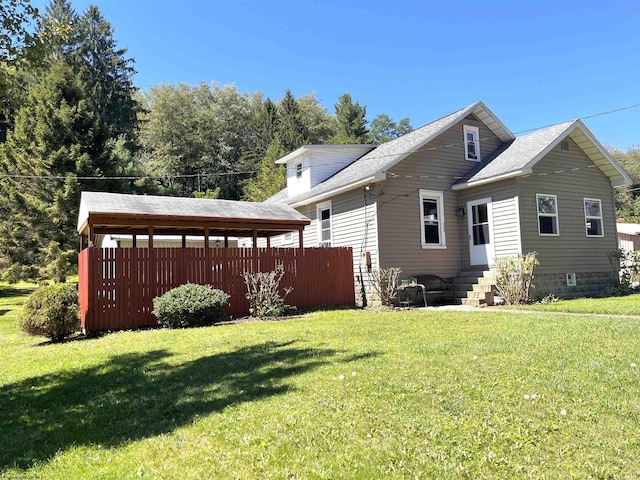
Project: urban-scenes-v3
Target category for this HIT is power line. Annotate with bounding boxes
[0,100,637,182]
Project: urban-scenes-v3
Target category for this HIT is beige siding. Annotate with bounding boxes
[377,115,502,277]
[518,136,618,275]
[458,179,520,267]
[298,189,379,303]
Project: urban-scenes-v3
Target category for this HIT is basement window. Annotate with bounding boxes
[463,125,480,162]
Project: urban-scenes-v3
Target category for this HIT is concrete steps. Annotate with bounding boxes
[453,269,495,307]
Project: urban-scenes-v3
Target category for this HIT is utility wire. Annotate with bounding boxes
[0,100,637,182]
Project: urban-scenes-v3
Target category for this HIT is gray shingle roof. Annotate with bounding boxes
[266,101,515,206]
[453,119,631,189]
[453,121,576,187]
[78,191,308,231]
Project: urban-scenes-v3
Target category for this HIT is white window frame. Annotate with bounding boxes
[295,161,303,179]
[463,125,481,162]
[316,200,332,247]
[536,193,559,236]
[419,189,446,249]
[584,198,604,237]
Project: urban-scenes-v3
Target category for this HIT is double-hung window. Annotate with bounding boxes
[419,189,445,248]
[316,201,332,247]
[537,194,559,235]
[295,162,303,179]
[463,125,480,161]
[584,198,604,237]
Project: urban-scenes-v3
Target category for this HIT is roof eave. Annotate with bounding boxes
[572,120,632,186]
[452,169,528,191]
[290,174,386,208]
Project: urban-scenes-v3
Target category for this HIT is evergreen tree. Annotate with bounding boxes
[242,138,287,202]
[0,60,95,280]
[330,93,369,144]
[277,89,307,152]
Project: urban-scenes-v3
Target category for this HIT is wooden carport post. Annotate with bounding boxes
[252,229,258,273]
[148,226,155,300]
[204,227,212,285]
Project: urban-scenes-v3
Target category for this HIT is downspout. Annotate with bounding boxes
[359,187,369,307]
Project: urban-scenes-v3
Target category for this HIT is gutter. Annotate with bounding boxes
[290,173,386,208]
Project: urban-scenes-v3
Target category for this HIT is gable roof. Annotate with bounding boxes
[452,119,631,190]
[78,191,309,235]
[266,101,515,206]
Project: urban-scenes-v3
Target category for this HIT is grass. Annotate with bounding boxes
[1,285,640,478]
[508,293,640,315]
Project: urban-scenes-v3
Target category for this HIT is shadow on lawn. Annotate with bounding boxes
[0,341,378,471]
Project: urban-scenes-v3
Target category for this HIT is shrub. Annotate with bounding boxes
[19,283,79,341]
[242,264,293,318]
[153,283,229,328]
[493,252,539,305]
[369,267,402,307]
[608,248,640,293]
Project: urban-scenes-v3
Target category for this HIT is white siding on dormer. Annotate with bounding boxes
[287,155,311,196]
[309,153,358,188]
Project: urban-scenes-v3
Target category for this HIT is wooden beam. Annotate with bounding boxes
[252,229,258,272]
[204,227,212,284]
[149,226,155,301]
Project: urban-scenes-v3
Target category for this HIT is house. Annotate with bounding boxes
[265,101,631,304]
[99,234,239,249]
[616,223,640,253]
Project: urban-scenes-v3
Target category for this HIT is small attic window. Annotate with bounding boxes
[295,162,302,179]
[463,125,480,162]
[561,140,570,151]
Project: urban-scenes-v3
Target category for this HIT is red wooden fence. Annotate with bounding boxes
[78,246,355,332]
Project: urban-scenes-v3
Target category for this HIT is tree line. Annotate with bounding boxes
[0,0,413,281]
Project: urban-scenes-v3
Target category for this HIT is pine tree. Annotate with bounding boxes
[278,89,307,152]
[242,138,287,202]
[0,60,95,280]
[330,93,369,144]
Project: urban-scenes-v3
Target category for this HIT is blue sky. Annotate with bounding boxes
[32,0,640,148]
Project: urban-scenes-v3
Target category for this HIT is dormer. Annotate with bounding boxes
[276,144,375,196]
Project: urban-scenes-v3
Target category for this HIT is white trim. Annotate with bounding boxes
[467,197,495,266]
[316,200,333,247]
[419,189,446,248]
[514,193,523,255]
[573,120,632,186]
[451,169,527,191]
[584,197,604,237]
[536,193,559,236]
[290,175,385,208]
[463,125,481,162]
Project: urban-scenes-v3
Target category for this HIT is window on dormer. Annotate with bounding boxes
[463,125,480,162]
[295,162,302,179]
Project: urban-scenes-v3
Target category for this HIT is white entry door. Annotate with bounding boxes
[467,198,495,266]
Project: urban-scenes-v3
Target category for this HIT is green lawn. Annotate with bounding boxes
[2,286,640,479]
[507,293,640,316]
